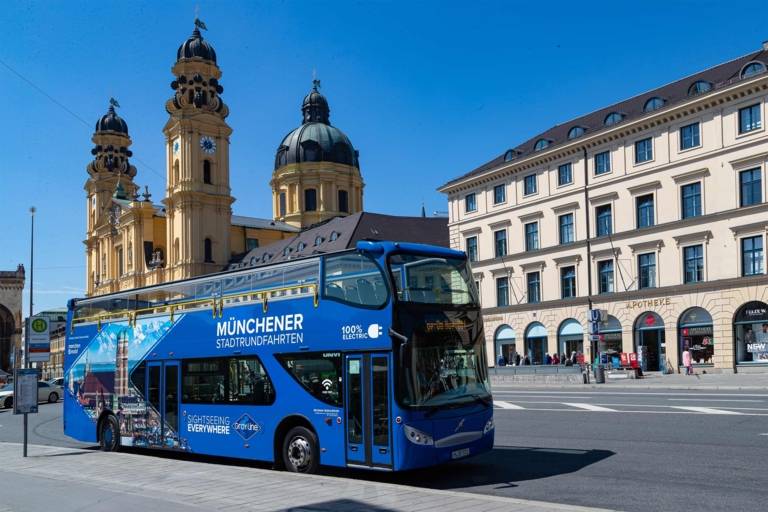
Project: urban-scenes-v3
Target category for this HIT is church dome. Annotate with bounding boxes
[95,104,128,135]
[177,22,217,64]
[274,82,358,170]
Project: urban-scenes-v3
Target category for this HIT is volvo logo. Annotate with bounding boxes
[454,418,465,433]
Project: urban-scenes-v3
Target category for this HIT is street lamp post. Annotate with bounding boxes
[23,206,35,457]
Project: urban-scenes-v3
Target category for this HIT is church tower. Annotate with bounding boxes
[163,20,233,280]
[84,101,139,295]
[272,80,364,228]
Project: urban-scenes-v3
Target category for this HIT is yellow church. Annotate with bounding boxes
[85,21,364,297]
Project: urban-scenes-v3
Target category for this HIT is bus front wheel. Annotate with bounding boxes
[282,426,319,474]
[99,415,120,452]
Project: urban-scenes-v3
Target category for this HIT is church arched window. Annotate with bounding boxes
[204,238,213,263]
[173,160,180,184]
[203,159,212,184]
[338,190,349,213]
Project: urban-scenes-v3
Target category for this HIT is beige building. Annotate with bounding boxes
[0,265,24,373]
[86,21,362,297]
[440,43,768,374]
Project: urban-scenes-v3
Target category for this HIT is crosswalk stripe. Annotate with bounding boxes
[670,406,743,415]
[563,402,617,412]
[493,400,525,410]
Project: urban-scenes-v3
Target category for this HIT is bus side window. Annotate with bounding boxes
[277,352,342,407]
[322,252,388,308]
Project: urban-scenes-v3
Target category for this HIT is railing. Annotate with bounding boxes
[72,282,319,331]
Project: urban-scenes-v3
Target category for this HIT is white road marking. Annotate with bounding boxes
[491,389,768,397]
[493,400,525,410]
[760,433,768,436]
[667,398,763,402]
[670,406,744,415]
[563,402,617,412]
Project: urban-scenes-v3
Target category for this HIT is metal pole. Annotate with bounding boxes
[24,206,35,457]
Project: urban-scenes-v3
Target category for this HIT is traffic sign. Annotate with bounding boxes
[28,315,50,363]
[13,369,39,415]
[588,321,601,335]
[588,309,601,323]
[589,334,602,342]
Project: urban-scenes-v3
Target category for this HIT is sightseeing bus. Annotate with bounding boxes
[63,240,493,473]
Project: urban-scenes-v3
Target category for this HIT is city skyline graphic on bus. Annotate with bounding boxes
[68,316,185,450]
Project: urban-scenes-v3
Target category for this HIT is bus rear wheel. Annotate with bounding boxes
[99,415,120,452]
[282,426,319,474]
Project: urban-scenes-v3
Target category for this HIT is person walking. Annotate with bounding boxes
[682,347,693,375]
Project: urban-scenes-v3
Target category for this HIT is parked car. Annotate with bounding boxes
[0,381,62,409]
[47,377,64,388]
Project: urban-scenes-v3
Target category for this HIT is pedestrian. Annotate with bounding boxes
[552,353,560,365]
[497,353,507,367]
[682,347,693,375]
[545,353,552,365]
[514,352,521,366]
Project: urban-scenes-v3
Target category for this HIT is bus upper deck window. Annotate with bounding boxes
[323,252,388,308]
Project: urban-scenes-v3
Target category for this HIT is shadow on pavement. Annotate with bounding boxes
[285,499,398,512]
[336,445,615,490]
[120,444,613,492]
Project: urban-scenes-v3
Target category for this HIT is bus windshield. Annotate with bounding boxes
[407,325,490,407]
[388,254,478,306]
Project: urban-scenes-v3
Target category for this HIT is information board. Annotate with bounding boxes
[13,369,39,414]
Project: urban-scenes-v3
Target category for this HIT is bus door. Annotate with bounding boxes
[344,353,392,468]
[146,361,180,447]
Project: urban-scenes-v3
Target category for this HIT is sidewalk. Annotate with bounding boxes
[493,371,768,391]
[0,443,613,512]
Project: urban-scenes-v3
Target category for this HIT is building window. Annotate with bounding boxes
[604,112,624,126]
[739,103,762,134]
[493,184,506,204]
[246,238,259,251]
[279,192,287,217]
[559,213,574,245]
[534,139,550,151]
[683,245,704,284]
[741,61,766,79]
[494,229,507,258]
[465,193,477,212]
[688,80,712,96]
[596,204,612,237]
[741,236,764,276]
[643,97,665,112]
[117,247,124,276]
[561,266,576,299]
[204,238,213,263]
[740,168,762,207]
[523,174,537,196]
[496,277,509,307]
[567,126,585,139]
[681,182,702,219]
[680,122,700,150]
[524,222,539,251]
[594,151,611,175]
[598,260,614,294]
[527,272,541,303]
[504,149,517,162]
[338,190,349,213]
[635,137,653,164]
[558,163,572,186]
[203,160,212,184]
[466,236,478,262]
[638,253,656,289]
[636,194,655,228]
[304,189,317,211]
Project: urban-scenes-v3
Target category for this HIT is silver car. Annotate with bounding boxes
[0,381,63,409]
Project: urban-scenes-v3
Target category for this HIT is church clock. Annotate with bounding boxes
[200,135,217,154]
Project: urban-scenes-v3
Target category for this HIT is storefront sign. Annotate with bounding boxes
[624,297,671,310]
[735,301,768,323]
[682,326,712,336]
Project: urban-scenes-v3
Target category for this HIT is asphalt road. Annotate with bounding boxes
[2,388,766,512]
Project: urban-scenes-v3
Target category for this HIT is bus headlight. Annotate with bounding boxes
[483,418,494,435]
[403,424,434,446]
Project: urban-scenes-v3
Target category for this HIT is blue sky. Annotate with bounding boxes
[3,0,768,313]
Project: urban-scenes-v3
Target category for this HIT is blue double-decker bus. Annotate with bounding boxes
[63,241,493,472]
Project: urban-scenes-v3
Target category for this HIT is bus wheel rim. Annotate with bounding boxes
[288,436,311,469]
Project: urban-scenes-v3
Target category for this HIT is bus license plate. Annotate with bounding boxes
[451,448,470,459]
